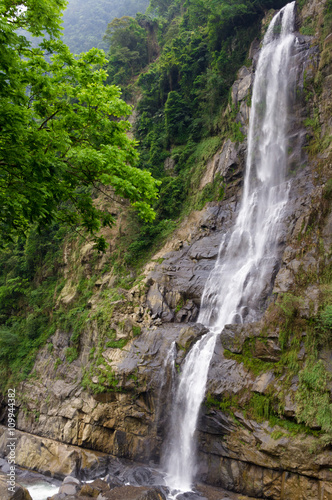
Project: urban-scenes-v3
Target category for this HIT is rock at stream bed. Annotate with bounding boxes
[58,475,81,495]
[49,474,167,500]
[0,471,32,500]
[96,485,167,500]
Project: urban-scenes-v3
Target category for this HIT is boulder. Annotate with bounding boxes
[59,476,81,495]
[215,140,242,180]
[220,322,262,353]
[63,477,81,485]
[231,67,253,106]
[96,486,166,500]
[146,283,174,322]
[237,74,252,102]
[253,339,281,362]
[272,268,293,293]
[103,475,124,490]
[237,101,250,132]
[79,478,110,497]
[0,472,32,500]
[59,482,79,496]
[117,466,165,487]
[175,299,199,323]
[176,324,209,353]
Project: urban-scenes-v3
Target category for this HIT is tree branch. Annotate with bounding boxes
[38,110,59,130]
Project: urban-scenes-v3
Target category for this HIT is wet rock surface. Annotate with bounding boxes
[0,4,332,500]
[0,471,32,500]
[1,456,259,500]
[95,485,166,500]
[4,138,331,499]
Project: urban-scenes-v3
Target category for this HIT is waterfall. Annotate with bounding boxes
[163,2,296,494]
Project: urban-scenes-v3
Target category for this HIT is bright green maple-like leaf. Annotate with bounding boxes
[0,0,160,245]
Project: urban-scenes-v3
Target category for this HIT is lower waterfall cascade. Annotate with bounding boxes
[162,1,298,495]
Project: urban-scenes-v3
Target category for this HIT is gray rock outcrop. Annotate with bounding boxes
[0,3,332,500]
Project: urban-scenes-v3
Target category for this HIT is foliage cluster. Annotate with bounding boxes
[296,357,332,433]
[294,298,332,437]
[0,223,67,390]
[101,0,290,266]
[82,359,122,394]
[0,215,145,391]
[0,0,160,252]
[81,303,133,394]
[224,345,275,376]
[205,391,316,437]
[322,0,332,40]
[104,16,153,90]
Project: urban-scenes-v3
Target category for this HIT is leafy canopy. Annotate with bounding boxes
[0,0,159,249]
[104,16,149,87]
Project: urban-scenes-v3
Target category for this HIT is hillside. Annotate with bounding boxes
[0,0,332,498]
[62,0,149,53]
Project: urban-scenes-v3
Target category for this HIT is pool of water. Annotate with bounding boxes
[23,482,59,500]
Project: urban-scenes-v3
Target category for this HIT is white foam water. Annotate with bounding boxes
[163,2,296,495]
[24,482,59,500]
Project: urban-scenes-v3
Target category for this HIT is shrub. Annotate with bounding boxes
[296,358,332,433]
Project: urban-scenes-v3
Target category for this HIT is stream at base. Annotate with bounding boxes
[23,482,59,500]
[17,467,254,500]
[12,464,249,500]
[6,467,61,500]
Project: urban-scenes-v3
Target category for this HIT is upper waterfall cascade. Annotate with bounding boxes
[162,2,297,494]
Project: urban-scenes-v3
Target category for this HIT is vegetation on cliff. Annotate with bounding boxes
[0,0,159,248]
[103,0,291,266]
[0,0,289,390]
[0,0,331,466]
[0,0,159,387]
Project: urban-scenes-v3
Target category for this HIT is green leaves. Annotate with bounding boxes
[165,91,191,143]
[0,0,67,37]
[321,306,332,329]
[105,16,149,86]
[296,358,332,433]
[0,5,159,244]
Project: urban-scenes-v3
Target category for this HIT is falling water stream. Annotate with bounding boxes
[163,2,297,495]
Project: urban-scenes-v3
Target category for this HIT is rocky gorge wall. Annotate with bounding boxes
[0,1,332,499]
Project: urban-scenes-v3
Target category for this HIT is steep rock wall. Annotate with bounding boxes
[0,2,331,499]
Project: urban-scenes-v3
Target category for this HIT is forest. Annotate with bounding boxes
[61,0,149,53]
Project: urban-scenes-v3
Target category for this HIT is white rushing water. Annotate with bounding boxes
[163,2,296,494]
[24,482,59,500]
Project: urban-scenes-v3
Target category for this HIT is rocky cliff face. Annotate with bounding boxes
[1,1,331,499]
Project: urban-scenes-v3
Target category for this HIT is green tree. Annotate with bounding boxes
[165,91,191,143]
[0,0,159,249]
[148,0,183,18]
[104,16,149,85]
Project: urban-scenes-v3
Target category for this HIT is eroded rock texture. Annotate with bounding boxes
[0,1,332,499]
